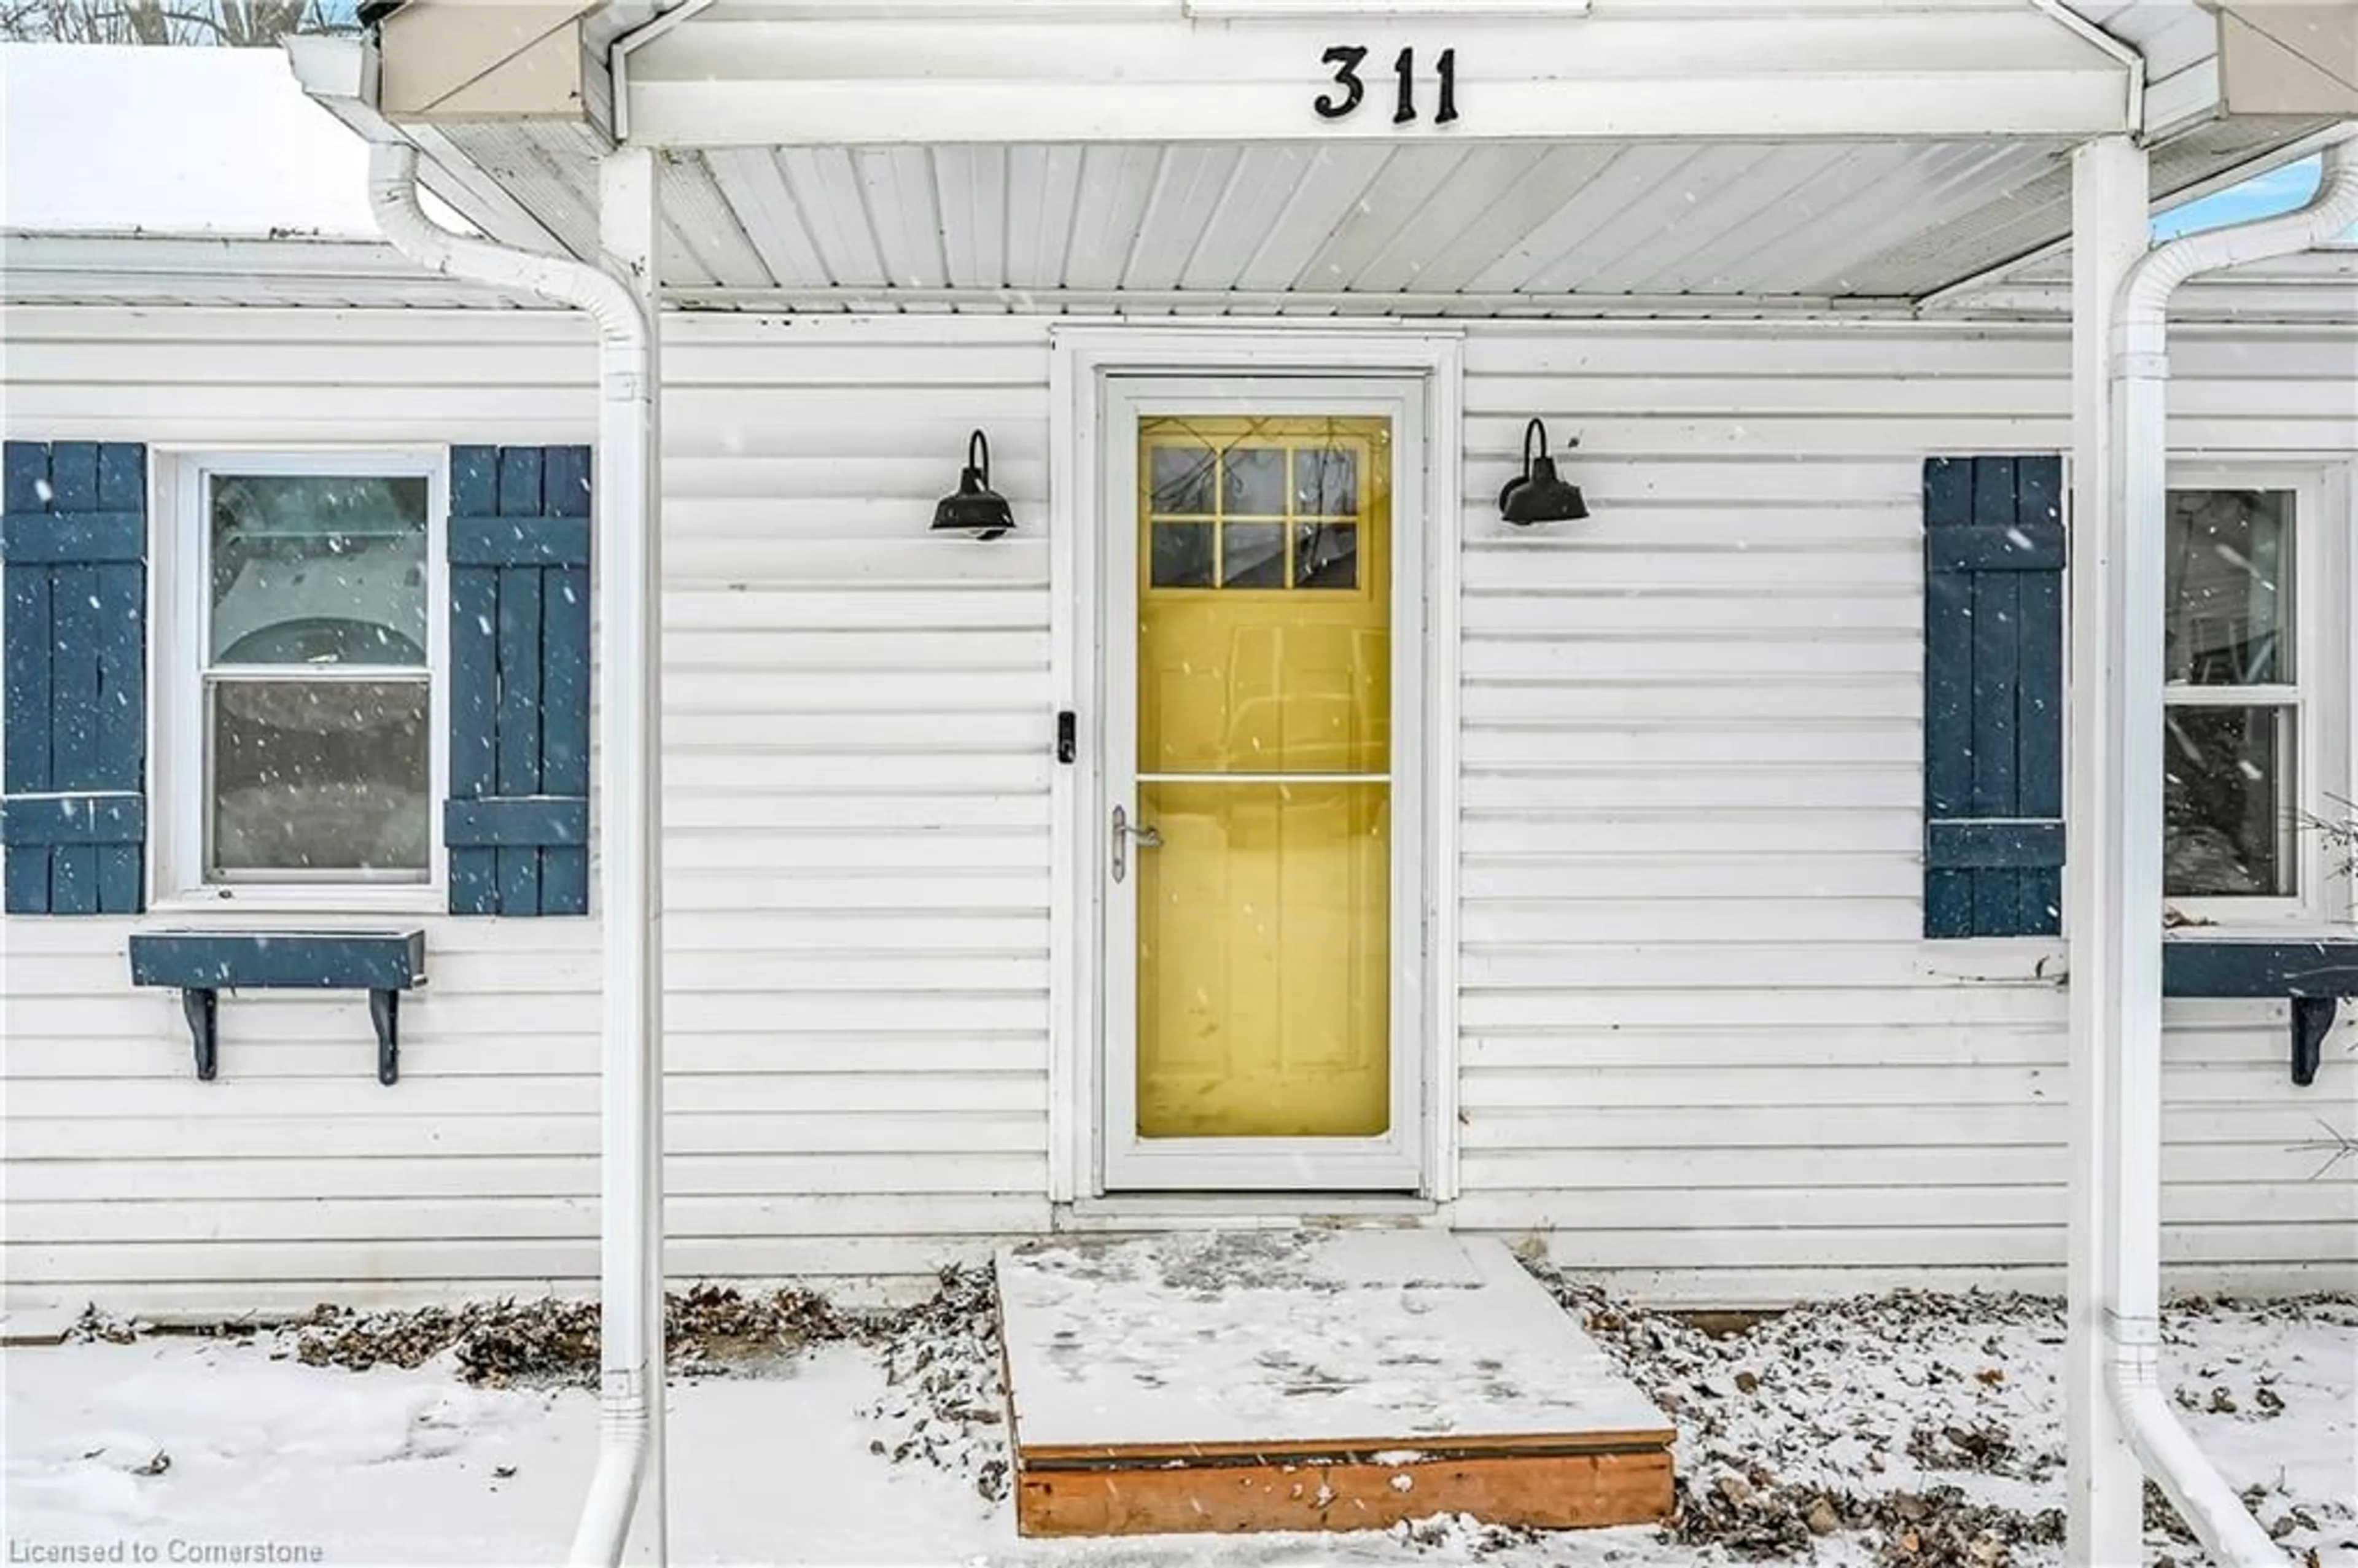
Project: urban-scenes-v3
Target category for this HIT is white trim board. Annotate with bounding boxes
[1046,325,1464,1203]
[623,10,2134,146]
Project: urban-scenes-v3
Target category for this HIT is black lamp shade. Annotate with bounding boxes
[934,430,1015,540]
[1498,419,1588,525]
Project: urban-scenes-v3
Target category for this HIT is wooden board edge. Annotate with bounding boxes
[1018,1426,1678,1466]
[990,1258,1030,1457]
[1015,1446,1675,1538]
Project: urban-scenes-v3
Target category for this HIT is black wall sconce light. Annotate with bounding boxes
[1498,418,1589,526]
[933,429,1016,540]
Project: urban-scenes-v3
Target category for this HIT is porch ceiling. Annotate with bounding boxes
[681,138,2088,303]
[364,0,2344,312]
[426,117,2340,311]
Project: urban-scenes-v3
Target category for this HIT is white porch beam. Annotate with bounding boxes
[2063,130,2149,1568]
[2069,121,2358,1568]
[620,12,2134,146]
[2098,131,2358,1568]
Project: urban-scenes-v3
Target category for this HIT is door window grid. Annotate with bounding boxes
[1145,427,1369,594]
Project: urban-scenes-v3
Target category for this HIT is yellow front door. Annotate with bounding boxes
[1132,415,1393,1140]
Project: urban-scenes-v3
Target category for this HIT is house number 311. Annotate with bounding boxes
[1315,45,1460,126]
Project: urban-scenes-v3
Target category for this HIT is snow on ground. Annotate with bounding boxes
[4,1276,2351,1568]
[997,1232,1667,1450]
[1527,1276,2357,1567]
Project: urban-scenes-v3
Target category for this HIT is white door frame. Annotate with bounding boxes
[1046,326,1465,1201]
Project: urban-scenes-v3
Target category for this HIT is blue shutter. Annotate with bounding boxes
[1,442,147,915]
[446,445,591,916]
[1923,456,2064,939]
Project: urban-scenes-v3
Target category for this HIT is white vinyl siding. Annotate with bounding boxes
[1450,320,2357,1302]
[0,309,1054,1313]
[1,305,2351,1313]
[656,312,1058,1272]
[3,311,604,1311]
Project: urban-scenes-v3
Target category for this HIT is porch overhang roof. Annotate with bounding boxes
[307,3,2346,312]
[391,120,2344,313]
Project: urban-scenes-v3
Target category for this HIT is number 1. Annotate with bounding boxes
[1393,47,1416,124]
[1436,47,1458,125]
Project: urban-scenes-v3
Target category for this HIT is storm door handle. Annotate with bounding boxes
[1111,804,1162,883]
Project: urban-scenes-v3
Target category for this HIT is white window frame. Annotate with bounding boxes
[2163,462,2352,928]
[150,449,449,914]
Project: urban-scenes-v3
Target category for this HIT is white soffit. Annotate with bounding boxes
[421,127,2103,305]
[669,138,2076,300]
[426,113,2349,308]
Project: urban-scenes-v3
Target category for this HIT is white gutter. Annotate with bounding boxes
[2025,0,2147,134]
[287,36,667,1568]
[370,139,666,1568]
[2103,128,2358,1568]
[605,0,718,144]
[375,138,666,1568]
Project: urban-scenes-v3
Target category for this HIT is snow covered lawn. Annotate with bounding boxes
[5,1275,2351,1568]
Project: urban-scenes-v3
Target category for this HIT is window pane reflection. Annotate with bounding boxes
[1222,524,1286,589]
[2166,491,2292,687]
[1151,446,1215,516]
[1151,522,1214,588]
[2164,704,2294,896]
[209,680,430,877]
[210,475,429,667]
[1294,448,1358,516]
[1294,524,1357,589]
[1224,448,1285,516]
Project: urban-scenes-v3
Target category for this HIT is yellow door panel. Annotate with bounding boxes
[1137,782,1390,1137]
[1134,416,1392,1141]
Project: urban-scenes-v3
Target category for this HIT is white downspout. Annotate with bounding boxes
[364,141,666,1568]
[2104,130,2358,1568]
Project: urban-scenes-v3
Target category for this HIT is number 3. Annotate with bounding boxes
[1315,45,1368,120]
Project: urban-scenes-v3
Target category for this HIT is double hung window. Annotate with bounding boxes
[2162,475,2346,919]
[162,454,444,903]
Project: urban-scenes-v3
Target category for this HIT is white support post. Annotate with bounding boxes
[599,144,668,1568]
[2065,131,2149,1568]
